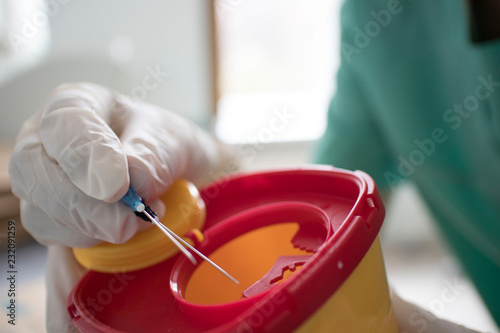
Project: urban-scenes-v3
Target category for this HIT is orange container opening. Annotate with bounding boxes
[184,222,315,304]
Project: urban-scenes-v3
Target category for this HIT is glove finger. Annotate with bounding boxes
[20,200,101,247]
[9,132,142,246]
[148,198,166,220]
[391,290,482,333]
[118,98,228,202]
[39,83,129,202]
[119,101,193,201]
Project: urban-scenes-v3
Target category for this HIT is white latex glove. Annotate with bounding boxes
[8,82,236,332]
[392,290,485,333]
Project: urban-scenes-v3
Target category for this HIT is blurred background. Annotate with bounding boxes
[0,0,498,332]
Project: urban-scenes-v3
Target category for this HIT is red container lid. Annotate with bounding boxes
[67,166,385,332]
[170,201,333,329]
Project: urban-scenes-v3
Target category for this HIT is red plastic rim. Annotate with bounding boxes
[170,202,332,329]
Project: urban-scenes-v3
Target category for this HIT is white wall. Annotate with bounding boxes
[0,0,214,139]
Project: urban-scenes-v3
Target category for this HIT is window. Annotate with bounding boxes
[214,0,341,144]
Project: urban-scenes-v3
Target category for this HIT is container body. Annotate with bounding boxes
[296,236,397,333]
[67,167,398,332]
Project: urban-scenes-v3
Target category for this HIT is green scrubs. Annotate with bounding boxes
[314,0,500,325]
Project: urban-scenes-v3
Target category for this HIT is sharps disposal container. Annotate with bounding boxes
[68,166,398,332]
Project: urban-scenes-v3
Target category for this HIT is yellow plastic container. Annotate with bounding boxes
[68,167,398,333]
[72,179,206,272]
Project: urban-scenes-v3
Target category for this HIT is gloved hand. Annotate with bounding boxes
[391,289,485,333]
[8,82,236,332]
